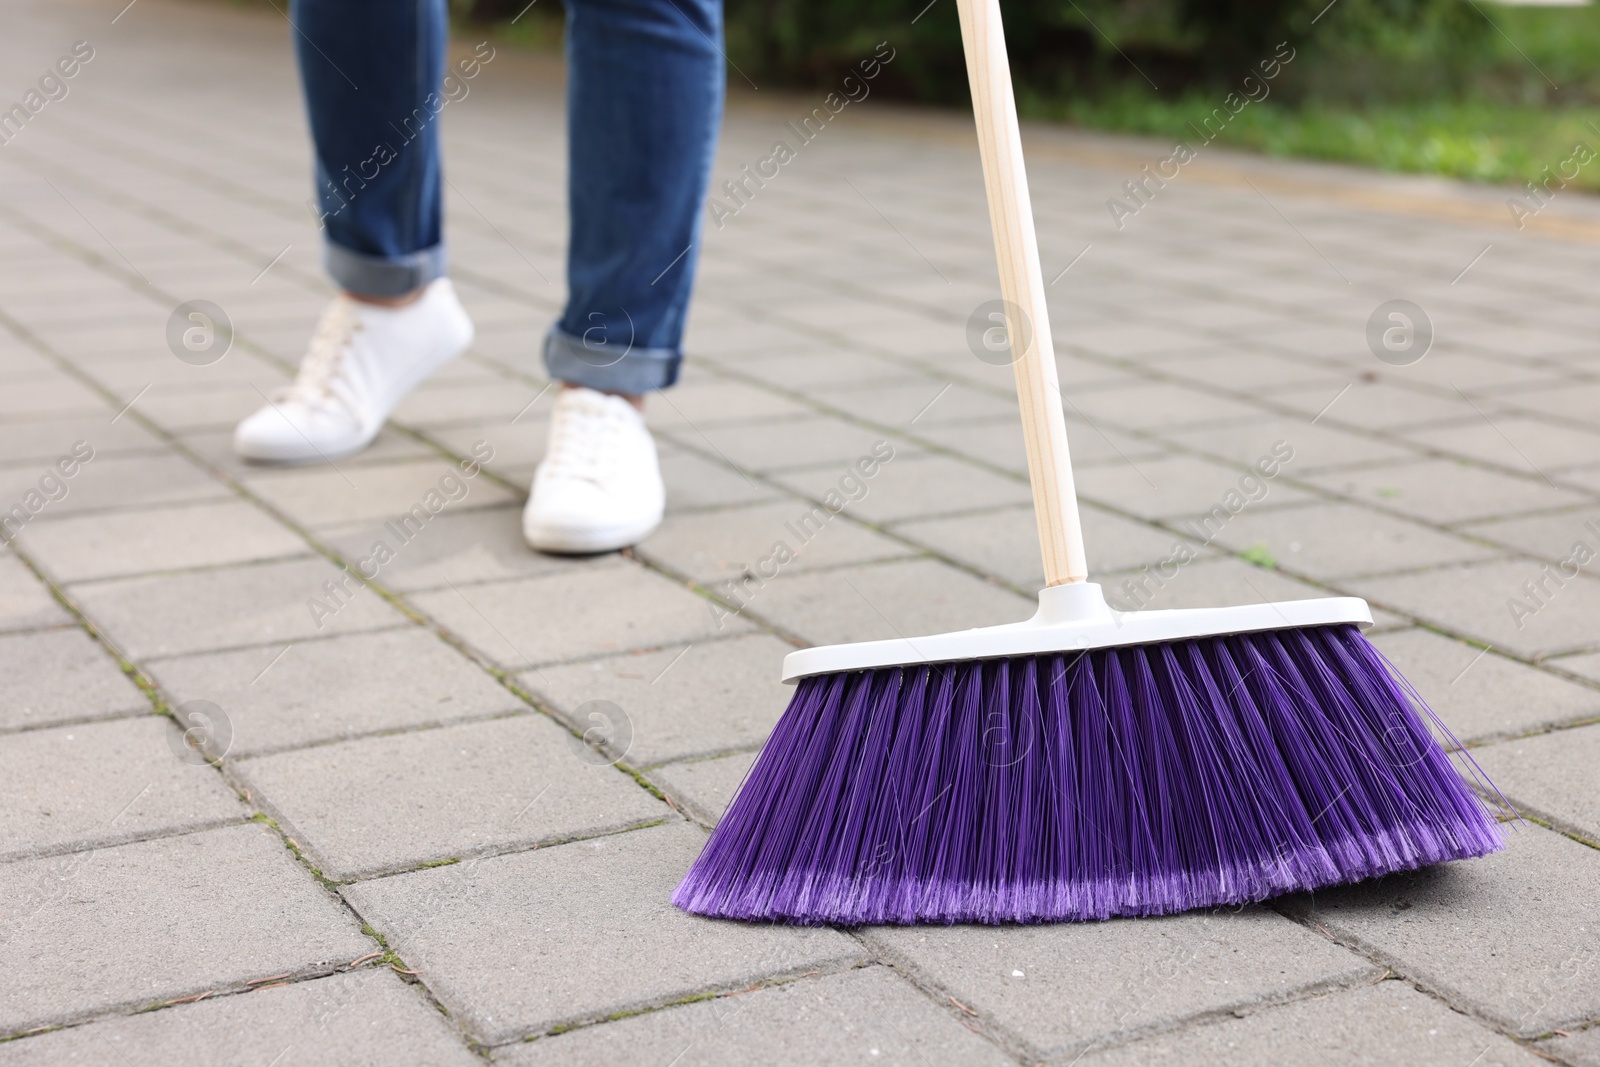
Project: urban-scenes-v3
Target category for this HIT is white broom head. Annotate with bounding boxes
[782,583,1373,683]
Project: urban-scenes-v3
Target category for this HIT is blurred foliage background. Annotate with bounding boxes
[453,0,1600,192]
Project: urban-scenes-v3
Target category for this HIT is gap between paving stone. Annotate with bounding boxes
[26,201,1592,775]
[1072,976,1551,1067]
[1278,818,1600,1024]
[687,345,1597,634]
[137,622,417,667]
[0,821,378,1039]
[862,914,1381,1064]
[0,267,852,726]
[1054,974,1417,1066]
[9,132,1574,698]
[0,325,594,1055]
[46,550,323,590]
[0,966,482,1067]
[339,822,869,1047]
[493,962,1016,1066]
[1056,340,1599,500]
[0,539,162,711]
[223,714,674,882]
[6,22,1593,1062]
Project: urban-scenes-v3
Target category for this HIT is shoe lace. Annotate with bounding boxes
[277,296,360,409]
[542,392,628,486]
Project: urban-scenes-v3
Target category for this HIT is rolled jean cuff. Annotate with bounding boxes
[324,240,447,298]
[543,326,682,394]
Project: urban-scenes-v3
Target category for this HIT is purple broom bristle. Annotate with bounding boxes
[672,624,1505,925]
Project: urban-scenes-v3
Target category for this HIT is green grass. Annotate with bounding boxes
[1015,1,1600,194]
[1034,92,1600,193]
[1237,543,1280,570]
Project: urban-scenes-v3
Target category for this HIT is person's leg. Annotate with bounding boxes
[299,0,447,298]
[524,0,724,553]
[234,0,473,463]
[544,0,725,397]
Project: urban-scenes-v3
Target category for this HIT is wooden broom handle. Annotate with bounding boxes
[956,0,1088,586]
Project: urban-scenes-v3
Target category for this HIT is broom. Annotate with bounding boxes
[672,0,1504,924]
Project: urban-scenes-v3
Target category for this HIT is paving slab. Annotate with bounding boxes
[0,967,480,1067]
[65,346,296,392]
[130,381,284,432]
[0,822,372,1036]
[0,627,146,730]
[1304,458,1592,526]
[1281,823,1599,1038]
[426,418,552,482]
[1548,1024,1600,1067]
[639,500,916,585]
[1098,553,1336,615]
[644,377,816,429]
[1566,466,1600,497]
[894,503,1211,591]
[0,716,242,861]
[393,380,545,426]
[182,425,437,480]
[0,416,163,464]
[671,416,906,474]
[411,561,749,669]
[69,557,409,660]
[342,821,866,1045]
[1471,725,1600,843]
[0,553,71,632]
[1552,650,1600,686]
[230,714,666,881]
[805,379,1017,429]
[1204,501,1500,581]
[710,348,915,390]
[147,627,522,758]
[1072,451,1316,521]
[657,443,782,514]
[1345,559,1600,660]
[241,458,517,530]
[1067,380,1267,431]
[687,331,842,371]
[863,907,1373,1062]
[1274,380,1484,432]
[522,633,793,767]
[1466,506,1600,562]
[0,347,57,378]
[917,416,1166,475]
[498,965,1014,1067]
[1410,416,1600,475]
[1160,349,1347,393]
[746,557,1031,647]
[1164,418,1418,474]
[646,752,758,827]
[0,452,227,519]
[0,375,106,419]
[16,500,309,583]
[1078,979,1546,1067]
[1504,381,1600,424]
[769,452,1033,525]
[1370,629,1600,743]
[1063,322,1217,359]
[321,506,586,592]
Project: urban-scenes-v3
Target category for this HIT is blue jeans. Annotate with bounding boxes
[292,0,724,393]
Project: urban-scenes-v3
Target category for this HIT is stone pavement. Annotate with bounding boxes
[2,0,1599,1062]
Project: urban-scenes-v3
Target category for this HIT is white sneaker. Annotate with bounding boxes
[233,278,473,463]
[523,386,665,554]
